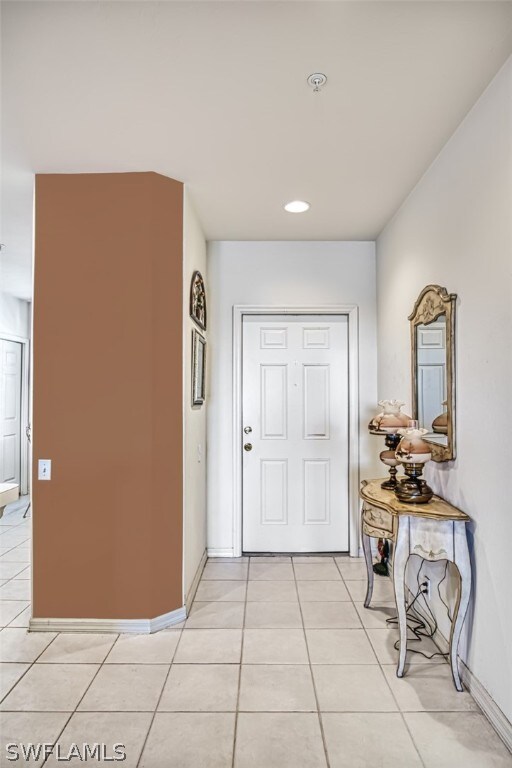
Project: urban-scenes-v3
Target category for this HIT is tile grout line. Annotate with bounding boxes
[0,565,31,596]
[231,557,249,768]
[134,628,184,768]
[334,557,428,768]
[0,620,61,705]
[1,626,80,768]
[0,706,488,714]
[0,536,31,613]
[291,557,332,768]
[0,536,31,550]
[39,634,124,768]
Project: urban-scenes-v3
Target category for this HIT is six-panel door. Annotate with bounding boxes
[242,315,349,552]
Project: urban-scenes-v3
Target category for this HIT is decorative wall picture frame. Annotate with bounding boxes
[190,270,207,331]
[192,329,206,406]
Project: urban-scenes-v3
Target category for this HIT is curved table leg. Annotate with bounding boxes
[393,516,410,678]
[450,521,472,692]
[362,514,374,608]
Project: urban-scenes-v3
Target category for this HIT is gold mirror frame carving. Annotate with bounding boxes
[410,284,457,462]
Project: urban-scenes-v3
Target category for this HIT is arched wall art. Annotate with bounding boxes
[190,270,207,331]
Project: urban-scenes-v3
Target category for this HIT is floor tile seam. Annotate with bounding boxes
[0,525,29,536]
[0,565,30,584]
[235,707,395,713]
[30,660,183,666]
[101,631,135,664]
[3,706,476,714]
[291,557,331,768]
[0,520,28,533]
[0,625,61,705]
[231,574,248,768]
[3,609,31,629]
[338,556,428,768]
[151,707,241,713]
[0,596,32,602]
[39,634,105,768]
[0,538,31,548]
[239,661,381,666]
[133,631,182,768]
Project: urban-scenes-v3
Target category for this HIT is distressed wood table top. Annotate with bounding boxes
[361,479,470,522]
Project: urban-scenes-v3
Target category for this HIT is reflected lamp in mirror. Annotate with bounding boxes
[369,400,411,490]
[410,285,457,462]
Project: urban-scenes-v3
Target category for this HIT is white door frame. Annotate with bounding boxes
[233,305,360,558]
[0,333,31,495]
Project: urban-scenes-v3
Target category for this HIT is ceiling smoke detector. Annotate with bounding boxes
[307,73,327,92]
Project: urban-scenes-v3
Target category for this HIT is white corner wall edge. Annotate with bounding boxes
[29,606,187,634]
[185,548,207,612]
[410,600,512,752]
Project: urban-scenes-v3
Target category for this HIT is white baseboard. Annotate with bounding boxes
[433,626,512,753]
[207,548,234,557]
[407,600,512,753]
[458,658,512,752]
[29,605,187,634]
[185,549,207,612]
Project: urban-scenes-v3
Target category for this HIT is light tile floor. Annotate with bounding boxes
[0,499,511,767]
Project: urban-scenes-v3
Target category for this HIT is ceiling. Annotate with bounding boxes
[2,1,512,300]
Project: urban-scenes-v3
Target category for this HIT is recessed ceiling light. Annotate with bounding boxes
[284,200,310,213]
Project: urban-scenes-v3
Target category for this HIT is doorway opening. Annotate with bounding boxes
[233,305,360,558]
[0,335,30,495]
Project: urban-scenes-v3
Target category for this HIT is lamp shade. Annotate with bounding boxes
[395,427,432,464]
[371,400,411,433]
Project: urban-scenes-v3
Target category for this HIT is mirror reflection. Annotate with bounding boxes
[410,285,456,461]
[416,315,448,446]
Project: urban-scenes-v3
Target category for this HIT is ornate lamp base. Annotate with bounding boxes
[380,433,401,490]
[394,463,433,504]
[381,465,398,490]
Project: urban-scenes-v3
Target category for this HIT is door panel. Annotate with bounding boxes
[304,459,330,524]
[417,320,447,432]
[0,340,22,484]
[261,365,288,439]
[261,460,288,525]
[303,365,330,438]
[242,315,349,553]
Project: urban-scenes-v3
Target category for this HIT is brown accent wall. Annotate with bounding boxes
[33,172,183,619]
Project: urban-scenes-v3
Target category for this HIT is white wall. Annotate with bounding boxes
[183,191,207,603]
[0,292,31,339]
[377,57,512,721]
[207,240,379,555]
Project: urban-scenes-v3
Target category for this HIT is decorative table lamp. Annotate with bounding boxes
[432,400,448,434]
[369,400,411,489]
[394,426,433,503]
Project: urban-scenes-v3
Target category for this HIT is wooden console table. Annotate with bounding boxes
[360,479,471,691]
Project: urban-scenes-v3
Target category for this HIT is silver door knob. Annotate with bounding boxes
[244,443,253,452]
[244,426,252,434]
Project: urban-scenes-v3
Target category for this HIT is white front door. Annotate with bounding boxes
[0,340,23,484]
[242,315,349,553]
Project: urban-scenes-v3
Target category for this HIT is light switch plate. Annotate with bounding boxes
[38,459,52,481]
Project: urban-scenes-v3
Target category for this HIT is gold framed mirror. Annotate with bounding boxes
[410,285,457,462]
